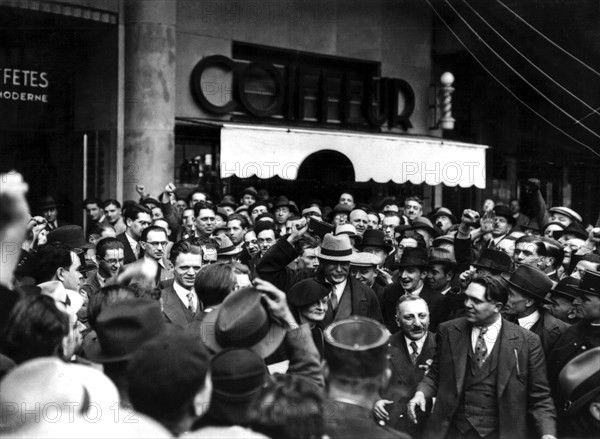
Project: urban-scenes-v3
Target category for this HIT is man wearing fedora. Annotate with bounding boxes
[273,195,294,236]
[357,229,395,272]
[350,252,385,303]
[256,220,383,327]
[434,207,457,234]
[382,247,434,334]
[38,195,69,231]
[324,317,410,439]
[374,295,436,438]
[547,277,580,324]
[409,275,557,439]
[548,270,600,398]
[503,265,570,356]
[425,247,458,332]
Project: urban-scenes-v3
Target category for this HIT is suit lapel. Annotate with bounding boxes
[162,286,190,325]
[450,320,469,394]
[389,333,411,381]
[497,320,519,397]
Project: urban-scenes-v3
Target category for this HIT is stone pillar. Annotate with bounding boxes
[123,0,176,201]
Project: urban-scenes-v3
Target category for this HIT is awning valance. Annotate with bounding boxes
[220,124,488,188]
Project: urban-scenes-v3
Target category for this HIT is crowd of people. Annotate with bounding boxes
[0,173,599,439]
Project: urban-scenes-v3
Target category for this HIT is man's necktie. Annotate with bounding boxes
[410,341,419,365]
[187,291,196,314]
[329,292,339,312]
[474,326,488,367]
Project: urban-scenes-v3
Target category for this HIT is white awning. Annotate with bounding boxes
[220,124,488,188]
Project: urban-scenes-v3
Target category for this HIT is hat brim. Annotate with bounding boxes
[572,286,600,298]
[84,339,134,364]
[314,247,356,263]
[356,243,393,254]
[200,307,286,359]
[500,273,553,304]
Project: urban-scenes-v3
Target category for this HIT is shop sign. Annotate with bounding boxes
[191,55,415,130]
[0,67,50,103]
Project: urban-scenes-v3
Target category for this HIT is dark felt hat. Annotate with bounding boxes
[432,235,455,247]
[574,270,600,297]
[433,207,457,224]
[493,205,516,225]
[38,195,58,210]
[86,300,167,363]
[248,201,269,215]
[428,247,456,266]
[47,225,94,252]
[127,328,210,419]
[559,347,600,414]
[554,221,589,241]
[240,187,258,198]
[501,265,553,304]
[324,316,390,378]
[140,197,161,209]
[410,217,440,237]
[215,207,229,221]
[473,248,512,274]
[398,247,429,269]
[219,195,237,209]
[332,203,352,215]
[207,348,267,425]
[200,287,286,358]
[355,229,392,253]
[273,195,293,210]
[550,276,580,301]
[212,235,242,256]
[288,278,331,308]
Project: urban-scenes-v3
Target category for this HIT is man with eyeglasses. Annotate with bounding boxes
[161,240,204,328]
[81,237,125,298]
[140,225,174,285]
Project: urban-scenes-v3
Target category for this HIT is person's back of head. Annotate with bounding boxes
[34,242,74,284]
[128,328,211,436]
[194,263,237,308]
[0,295,69,364]
[247,374,324,439]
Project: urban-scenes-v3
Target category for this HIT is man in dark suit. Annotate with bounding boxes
[256,218,382,326]
[160,241,203,328]
[502,265,570,357]
[374,295,436,437]
[408,275,557,439]
[115,203,151,265]
[547,270,600,404]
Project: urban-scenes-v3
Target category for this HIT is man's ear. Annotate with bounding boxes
[126,217,133,228]
[56,267,66,282]
[139,241,147,251]
[420,270,428,280]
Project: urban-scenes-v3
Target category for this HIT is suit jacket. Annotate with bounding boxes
[116,232,140,265]
[547,321,600,402]
[381,331,436,435]
[529,309,570,357]
[257,238,383,324]
[417,317,556,439]
[161,284,204,328]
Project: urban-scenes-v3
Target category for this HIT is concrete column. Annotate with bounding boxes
[123,0,176,201]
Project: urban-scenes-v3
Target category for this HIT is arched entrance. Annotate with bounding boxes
[296,150,355,205]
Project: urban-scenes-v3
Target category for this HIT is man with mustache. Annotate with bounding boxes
[374,295,435,438]
[382,247,434,334]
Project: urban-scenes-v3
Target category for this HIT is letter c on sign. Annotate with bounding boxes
[191,55,237,114]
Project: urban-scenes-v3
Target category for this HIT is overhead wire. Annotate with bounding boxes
[460,0,600,119]
[422,0,600,158]
[493,0,600,78]
[442,0,600,143]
